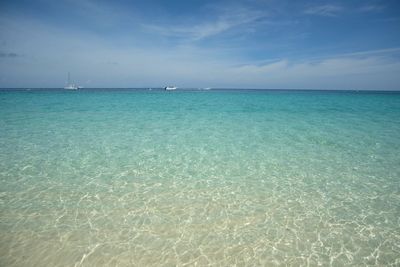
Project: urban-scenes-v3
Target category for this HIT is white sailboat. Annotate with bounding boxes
[64,72,78,90]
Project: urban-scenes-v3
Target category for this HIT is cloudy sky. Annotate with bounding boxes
[0,0,399,89]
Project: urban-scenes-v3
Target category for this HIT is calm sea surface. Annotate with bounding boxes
[1,89,399,266]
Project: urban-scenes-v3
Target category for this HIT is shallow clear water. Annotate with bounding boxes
[0,89,399,266]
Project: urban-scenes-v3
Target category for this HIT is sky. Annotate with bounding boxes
[0,0,400,90]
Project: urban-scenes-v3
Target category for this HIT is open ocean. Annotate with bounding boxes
[0,89,399,266]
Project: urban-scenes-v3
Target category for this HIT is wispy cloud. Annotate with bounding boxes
[227,59,399,90]
[305,3,385,17]
[142,6,265,41]
[304,4,343,17]
[359,5,385,13]
[332,47,400,58]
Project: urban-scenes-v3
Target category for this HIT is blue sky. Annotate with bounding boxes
[0,0,400,89]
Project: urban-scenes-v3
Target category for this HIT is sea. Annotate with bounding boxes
[0,89,399,266]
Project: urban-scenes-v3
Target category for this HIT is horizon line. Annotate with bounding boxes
[0,87,399,92]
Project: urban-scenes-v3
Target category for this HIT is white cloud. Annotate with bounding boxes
[304,5,343,17]
[142,6,265,41]
[359,5,385,13]
[225,54,400,90]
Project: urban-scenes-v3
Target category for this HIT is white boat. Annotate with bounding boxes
[164,86,177,91]
[64,84,78,90]
[64,72,78,90]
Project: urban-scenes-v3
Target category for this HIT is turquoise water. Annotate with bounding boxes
[0,89,399,266]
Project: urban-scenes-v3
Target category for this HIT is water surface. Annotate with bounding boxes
[1,89,399,266]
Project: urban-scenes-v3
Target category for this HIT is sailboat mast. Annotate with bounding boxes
[64,72,78,90]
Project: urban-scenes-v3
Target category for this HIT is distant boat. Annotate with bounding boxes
[64,72,78,90]
[164,86,177,91]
